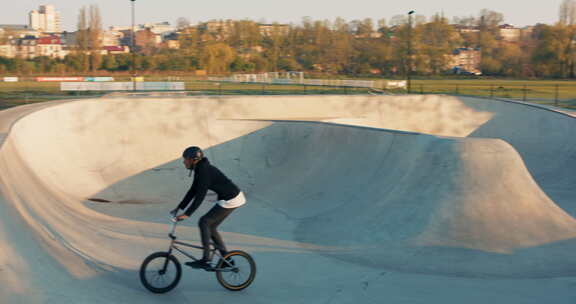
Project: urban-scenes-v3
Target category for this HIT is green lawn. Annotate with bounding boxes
[411,79,576,108]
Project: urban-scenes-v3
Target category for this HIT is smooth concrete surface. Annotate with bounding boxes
[1,95,576,303]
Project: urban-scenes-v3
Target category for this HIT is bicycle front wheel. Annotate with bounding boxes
[215,250,256,291]
[139,251,182,293]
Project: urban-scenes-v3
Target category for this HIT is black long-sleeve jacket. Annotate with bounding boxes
[178,158,240,216]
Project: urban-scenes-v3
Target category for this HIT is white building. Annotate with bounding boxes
[29,5,61,33]
[143,22,176,35]
[499,24,521,42]
[102,30,124,46]
[0,44,17,58]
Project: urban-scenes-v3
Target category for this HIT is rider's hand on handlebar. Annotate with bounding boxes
[175,214,189,222]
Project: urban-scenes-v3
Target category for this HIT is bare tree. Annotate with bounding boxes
[76,5,103,72]
[479,9,504,29]
[76,7,90,72]
[89,5,103,71]
[453,16,477,27]
[176,17,191,29]
[77,7,89,51]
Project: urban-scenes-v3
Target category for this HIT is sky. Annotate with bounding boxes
[2,0,565,31]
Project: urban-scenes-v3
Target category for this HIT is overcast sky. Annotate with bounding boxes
[2,0,564,31]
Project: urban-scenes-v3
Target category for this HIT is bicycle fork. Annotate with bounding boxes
[160,226,178,274]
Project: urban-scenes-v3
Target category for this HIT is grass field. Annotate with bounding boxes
[412,79,576,105]
[0,78,575,111]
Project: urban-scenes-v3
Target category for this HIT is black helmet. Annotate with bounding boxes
[182,146,204,160]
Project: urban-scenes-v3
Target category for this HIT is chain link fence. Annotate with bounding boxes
[1,77,575,111]
[411,82,576,109]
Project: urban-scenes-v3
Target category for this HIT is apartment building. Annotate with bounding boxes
[200,20,234,35]
[29,5,61,33]
[258,24,290,37]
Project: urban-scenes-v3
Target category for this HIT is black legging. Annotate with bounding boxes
[198,205,235,260]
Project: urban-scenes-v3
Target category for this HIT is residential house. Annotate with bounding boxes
[161,32,180,49]
[163,39,181,49]
[102,45,129,55]
[449,48,482,75]
[102,30,124,46]
[454,25,480,34]
[0,44,16,58]
[142,22,176,36]
[499,24,521,42]
[0,24,39,38]
[36,36,67,58]
[15,36,38,59]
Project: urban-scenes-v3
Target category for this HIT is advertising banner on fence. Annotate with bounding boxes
[84,77,114,82]
[37,77,84,82]
[385,81,407,89]
[61,82,185,91]
[3,77,18,82]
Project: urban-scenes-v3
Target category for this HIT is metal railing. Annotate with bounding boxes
[1,79,575,111]
[409,83,576,109]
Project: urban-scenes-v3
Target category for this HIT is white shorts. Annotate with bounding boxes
[217,191,246,209]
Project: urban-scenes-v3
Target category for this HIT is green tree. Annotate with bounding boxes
[261,24,287,71]
[201,43,236,74]
[230,56,256,72]
[179,27,201,56]
[101,55,118,71]
[497,43,526,76]
[532,24,576,78]
[419,14,461,75]
[475,10,503,75]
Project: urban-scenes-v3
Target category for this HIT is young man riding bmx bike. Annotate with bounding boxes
[171,146,246,270]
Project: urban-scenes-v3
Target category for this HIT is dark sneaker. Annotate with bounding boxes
[185,260,211,269]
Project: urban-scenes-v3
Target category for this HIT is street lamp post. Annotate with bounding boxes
[407,10,415,94]
[131,0,136,91]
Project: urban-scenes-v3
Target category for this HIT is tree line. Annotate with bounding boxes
[1,1,576,79]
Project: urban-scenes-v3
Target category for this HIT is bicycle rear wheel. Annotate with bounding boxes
[140,251,182,293]
[215,250,256,291]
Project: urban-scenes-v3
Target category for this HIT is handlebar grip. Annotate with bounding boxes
[171,216,185,223]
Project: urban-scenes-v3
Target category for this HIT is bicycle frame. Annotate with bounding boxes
[164,219,232,270]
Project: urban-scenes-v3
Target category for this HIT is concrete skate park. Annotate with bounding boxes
[1,94,576,303]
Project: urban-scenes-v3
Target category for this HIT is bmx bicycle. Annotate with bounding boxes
[139,217,256,293]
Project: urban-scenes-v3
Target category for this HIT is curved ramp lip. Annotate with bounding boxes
[219,117,423,136]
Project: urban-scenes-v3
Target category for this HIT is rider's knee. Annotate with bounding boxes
[198,215,214,227]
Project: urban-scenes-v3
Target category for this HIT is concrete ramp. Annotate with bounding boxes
[1,95,576,303]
